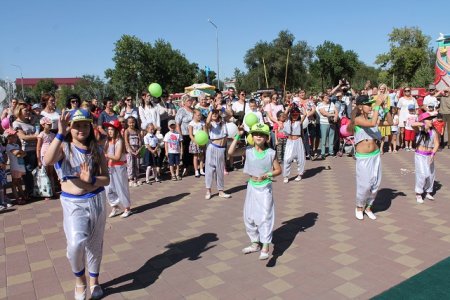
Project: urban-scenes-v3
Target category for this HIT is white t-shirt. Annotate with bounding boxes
[163,131,183,154]
[40,110,61,130]
[6,144,26,173]
[188,120,205,135]
[231,101,249,114]
[391,115,399,132]
[144,133,159,148]
[316,102,335,125]
[397,97,418,127]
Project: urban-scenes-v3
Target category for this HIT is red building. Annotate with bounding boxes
[15,78,81,89]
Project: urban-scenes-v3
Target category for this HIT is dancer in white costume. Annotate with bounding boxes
[412,112,440,203]
[282,105,306,183]
[103,119,132,218]
[44,109,110,300]
[228,123,281,260]
[347,95,383,221]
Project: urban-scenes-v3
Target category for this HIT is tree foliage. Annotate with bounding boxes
[311,41,360,89]
[105,35,198,95]
[375,27,431,85]
[240,30,313,91]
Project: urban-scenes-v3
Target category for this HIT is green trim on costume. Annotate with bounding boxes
[354,125,361,133]
[355,148,380,158]
[253,148,268,159]
[248,178,271,187]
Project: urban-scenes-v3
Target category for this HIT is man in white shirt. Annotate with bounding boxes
[423,84,443,112]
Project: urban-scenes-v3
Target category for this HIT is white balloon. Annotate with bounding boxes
[226,122,238,138]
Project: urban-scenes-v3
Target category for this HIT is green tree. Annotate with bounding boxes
[31,79,58,100]
[375,27,431,84]
[311,41,359,90]
[105,35,198,96]
[75,75,115,100]
[242,30,313,91]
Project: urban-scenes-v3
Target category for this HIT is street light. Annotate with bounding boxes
[208,18,220,91]
[11,64,25,101]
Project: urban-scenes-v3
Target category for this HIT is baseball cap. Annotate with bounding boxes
[249,123,270,136]
[103,119,122,131]
[31,103,42,110]
[407,104,415,110]
[69,109,93,123]
[428,84,436,90]
[355,95,375,105]
[168,120,176,127]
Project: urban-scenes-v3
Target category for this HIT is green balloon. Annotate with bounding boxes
[148,83,162,97]
[194,130,209,146]
[244,112,259,128]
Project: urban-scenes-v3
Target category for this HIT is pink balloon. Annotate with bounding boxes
[1,118,10,130]
[340,124,351,137]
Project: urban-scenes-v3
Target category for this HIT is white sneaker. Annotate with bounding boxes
[0,206,5,211]
[416,195,424,204]
[283,177,289,184]
[205,193,211,200]
[364,209,377,220]
[108,207,120,218]
[259,251,270,260]
[425,193,435,200]
[355,208,364,220]
[200,170,205,176]
[294,175,302,182]
[242,244,260,254]
[219,192,231,198]
[120,210,132,218]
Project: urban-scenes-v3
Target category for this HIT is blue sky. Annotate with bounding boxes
[1,0,447,84]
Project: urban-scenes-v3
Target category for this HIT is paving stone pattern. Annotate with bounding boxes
[1,150,450,299]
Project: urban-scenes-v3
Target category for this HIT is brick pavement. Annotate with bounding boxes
[1,149,450,299]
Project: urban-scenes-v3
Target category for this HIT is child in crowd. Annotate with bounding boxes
[44,109,110,299]
[104,120,132,218]
[243,99,264,133]
[412,113,440,203]
[404,104,418,151]
[377,102,392,154]
[144,123,161,183]
[274,111,288,163]
[389,106,399,153]
[188,110,205,178]
[282,106,306,183]
[118,116,127,136]
[164,120,183,181]
[5,129,27,204]
[36,117,56,199]
[228,123,281,260]
[124,116,141,187]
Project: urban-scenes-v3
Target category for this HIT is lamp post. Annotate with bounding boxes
[208,19,220,91]
[11,64,25,101]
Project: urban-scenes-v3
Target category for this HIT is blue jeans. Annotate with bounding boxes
[320,124,335,155]
[24,150,38,196]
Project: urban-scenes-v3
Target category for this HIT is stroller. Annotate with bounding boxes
[336,117,356,159]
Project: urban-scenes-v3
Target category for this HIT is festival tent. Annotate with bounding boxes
[184,83,216,97]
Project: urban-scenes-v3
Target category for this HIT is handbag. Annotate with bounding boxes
[32,167,53,198]
[327,103,336,124]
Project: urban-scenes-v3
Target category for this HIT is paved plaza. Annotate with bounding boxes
[1,150,450,299]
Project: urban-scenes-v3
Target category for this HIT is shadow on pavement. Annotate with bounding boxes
[302,166,327,179]
[225,184,247,195]
[102,233,218,296]
[372,188,406,213]
[267,212,318,267]
[132,192,189,215]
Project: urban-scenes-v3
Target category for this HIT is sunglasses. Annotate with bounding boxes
[126,99,132,101]
[404,90,411,92]
[71,100,79,103]
[240,93,246,96]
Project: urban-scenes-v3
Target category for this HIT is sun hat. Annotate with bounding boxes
[103,119,122,131]
[249,123,270,136]
[69,109,93,123]
[407,104,415,110]
[168,120,177,127]
[418,112,434,122]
